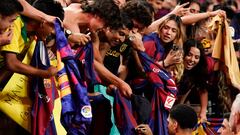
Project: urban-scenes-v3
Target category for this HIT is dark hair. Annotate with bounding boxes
[33,0,64,21]
[120,12,134,30]
[182,39,208,88]
[226,0,238,10]
[81,0,121,28]
[0,0,23,16]
[108,11,134,30]
[213,4,235,20]
[170,104,198,129]
[122,0,153,27]
[200,1,213,12]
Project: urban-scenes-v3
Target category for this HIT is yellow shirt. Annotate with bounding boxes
[0,16,28,68]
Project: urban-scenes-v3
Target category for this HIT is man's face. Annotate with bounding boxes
[167,116,177,135]
[105,27,129,47]
[0,13,18,33]
[36,22,55,44]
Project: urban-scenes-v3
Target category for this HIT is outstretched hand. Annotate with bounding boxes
[0,28,13,46]
[171,2,189,16]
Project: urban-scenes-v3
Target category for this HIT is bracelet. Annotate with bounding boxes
[64,29,72,39]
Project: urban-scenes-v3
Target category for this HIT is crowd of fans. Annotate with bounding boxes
[0,0,240,135]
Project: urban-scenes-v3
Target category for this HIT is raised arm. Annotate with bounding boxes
[181,9,226,25]
[146,2,189,34]
[94,59,132,98]
[18,0,56,23]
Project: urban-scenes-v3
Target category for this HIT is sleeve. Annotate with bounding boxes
[143,34,157,59]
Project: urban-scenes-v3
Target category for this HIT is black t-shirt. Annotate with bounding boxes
[103,43,131,75]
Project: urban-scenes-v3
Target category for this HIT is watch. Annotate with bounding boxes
[65,29,72,38]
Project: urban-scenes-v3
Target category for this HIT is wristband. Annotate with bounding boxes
[65,29,72,39]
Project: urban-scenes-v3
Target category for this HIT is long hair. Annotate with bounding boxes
[182,39,208,89]
[158,14,186,48]
[158,14,186,82]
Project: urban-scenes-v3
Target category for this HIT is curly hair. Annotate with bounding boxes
[33,0,64,21]
[81,0,121,29]
[121,0,153,27]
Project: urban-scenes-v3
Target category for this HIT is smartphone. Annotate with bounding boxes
[172,44,179,51]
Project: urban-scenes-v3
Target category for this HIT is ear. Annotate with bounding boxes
[173,120,178,131]
[234,113,240,124]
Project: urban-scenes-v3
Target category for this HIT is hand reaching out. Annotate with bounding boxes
[170,2,189,17]
[107,82,132,98]
[43,66,58,78]
[68,32,91,46]
[0,29,13,46]
[128,31,145,52]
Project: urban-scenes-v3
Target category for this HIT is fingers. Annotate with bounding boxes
[167,51,183,64]
[47,66,58,78]
[69,33,91,46]
[135,124,152,135]
[120,84,132,99]
[179,2,189,8]
[0,29,14,46]
[128,31,145,51]
[172,2,189,15]
[80,35,91,45]
[121,90,132,99]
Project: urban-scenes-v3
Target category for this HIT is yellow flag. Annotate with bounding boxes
[0,40,67,134]
[209,15,240,90]
[0,40,36,132]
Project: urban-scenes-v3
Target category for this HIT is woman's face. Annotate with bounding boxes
[159,20,178,44]
[189,2,200,14]
[184,46,200,70]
